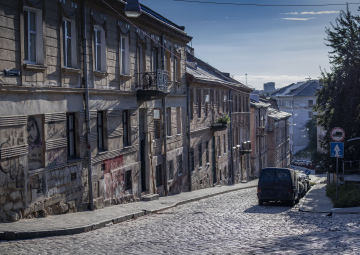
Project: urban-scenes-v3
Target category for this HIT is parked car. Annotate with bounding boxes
[297,174,308,197]
[257,168,300,206]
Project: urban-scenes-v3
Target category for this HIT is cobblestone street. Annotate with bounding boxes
[1,187,360,255]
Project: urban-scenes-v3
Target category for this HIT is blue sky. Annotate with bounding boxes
[140,0,359,90]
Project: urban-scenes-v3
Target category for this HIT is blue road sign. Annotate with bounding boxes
[305,169,311,175]
[331,142,344,158]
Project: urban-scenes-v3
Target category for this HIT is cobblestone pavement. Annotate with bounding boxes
[1,187,360,255]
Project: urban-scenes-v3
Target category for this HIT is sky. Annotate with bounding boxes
[140,0,359,90]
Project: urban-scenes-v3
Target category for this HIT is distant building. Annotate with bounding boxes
[271,80,321,158]
[263,82,276,96]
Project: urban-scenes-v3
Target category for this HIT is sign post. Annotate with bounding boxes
[330,127,345,201]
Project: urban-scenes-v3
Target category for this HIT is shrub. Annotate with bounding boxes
[326,183,360,208]
[215,114,230,125]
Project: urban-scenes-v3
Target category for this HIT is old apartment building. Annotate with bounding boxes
[0,0,192,221]
[250,93,291,177]
[186,49,253,189]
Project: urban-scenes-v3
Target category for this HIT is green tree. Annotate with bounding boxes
[314,7,360,166]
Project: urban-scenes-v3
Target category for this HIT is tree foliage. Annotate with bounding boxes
[314,7,360,163]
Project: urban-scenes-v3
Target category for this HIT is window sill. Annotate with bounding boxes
[62,67,81,75]
[97,150,108,155]
[23,63,47,72]
[120,74,132,80]
[94,70,108,78]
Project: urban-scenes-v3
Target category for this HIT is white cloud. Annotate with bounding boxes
[282,11,340,15]
[281,17,315,21]
[300,11,340,15]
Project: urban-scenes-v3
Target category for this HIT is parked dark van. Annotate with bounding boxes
[257,168,300,206]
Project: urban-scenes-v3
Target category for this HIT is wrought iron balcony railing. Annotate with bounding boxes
[136,70,170,101]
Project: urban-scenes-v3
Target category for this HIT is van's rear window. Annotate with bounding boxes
[277,169,291,180]
[260,169,275,180]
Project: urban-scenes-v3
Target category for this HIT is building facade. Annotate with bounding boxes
[0,0,192,221]
[271,80,321,158]
[186,49,253,188]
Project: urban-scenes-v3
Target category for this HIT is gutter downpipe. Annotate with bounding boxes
[229,89,234,184]
[82,0,94,210]
[161,35,168,196]
[186,81,192,191]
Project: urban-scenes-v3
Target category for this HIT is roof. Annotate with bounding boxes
[186,52,253,92]
[250,99,271,108]
[267,107,291,120]
[271,80,321,97]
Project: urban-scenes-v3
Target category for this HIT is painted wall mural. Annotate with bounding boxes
[102,155,125,200]
[27,115,43,170]
[47,147,66,167]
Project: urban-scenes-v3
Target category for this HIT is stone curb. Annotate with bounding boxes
[0,183,257,241]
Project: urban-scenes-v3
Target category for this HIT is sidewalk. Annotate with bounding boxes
[0,179,259,241]
[299,177,360,214]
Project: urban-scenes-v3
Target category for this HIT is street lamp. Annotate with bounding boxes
[124,0,142,18]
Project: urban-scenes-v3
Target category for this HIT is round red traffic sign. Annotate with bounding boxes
[330,127,345,142]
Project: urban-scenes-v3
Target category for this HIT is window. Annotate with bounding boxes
[63,19,77,68]
[228,129,231,152]
[190,148,194,171]
[168,160,174,180]
[67,113,76,158]
[125,170,132,190]
[308,111,313,118]
[308,100,313,107]
[174,51,181,82]
[152,47,159,72]
[198,143,202,167]
[218,136,221,156]
[24,8,43,64]
[120,35,129,75]
[136,44,144,87]
[97,111,105,151]
[154,109,161,139]
[197,89,201,118]
[123,110,130,146]
[223,134,226,154]
[190,89,194,120]
[206,141,209,163]
[178,154,183,175]
[156,164,162,186]
[176,107,182,134]
[205,91,209,116]
[166,107,171,136]
[94,25,106,72]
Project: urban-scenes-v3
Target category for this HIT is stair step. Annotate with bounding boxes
[141,194,159,201]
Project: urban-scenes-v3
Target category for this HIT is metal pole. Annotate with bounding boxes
[82,0,94,210]
[161,35,168,196]
[336,156,338,201]
[229,89,234,184]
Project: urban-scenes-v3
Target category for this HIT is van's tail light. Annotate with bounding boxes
[257,188,261,193]
[289,189,293,194]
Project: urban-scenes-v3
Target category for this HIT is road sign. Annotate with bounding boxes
[331,142,344,158]
[331,127,345,142]
[305,169,311,175]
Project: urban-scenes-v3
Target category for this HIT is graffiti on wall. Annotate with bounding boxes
[0,142,25,188]
[27,116,43,170]
[47,147,66,167]
[47,122,66,140]
[102,155,124,199]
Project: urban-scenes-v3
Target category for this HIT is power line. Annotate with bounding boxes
[101,0,252,93]
[173,0,360,7]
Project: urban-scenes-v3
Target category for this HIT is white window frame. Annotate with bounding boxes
[24,8,44,64]
[63,18,77,68]
[94,25,106,72]
[120,35,129,75]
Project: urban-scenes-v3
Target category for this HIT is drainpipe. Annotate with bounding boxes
[161,35,168,195]
[186,81,192,191]
[82,1,94,210]
[229,89,234,184]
